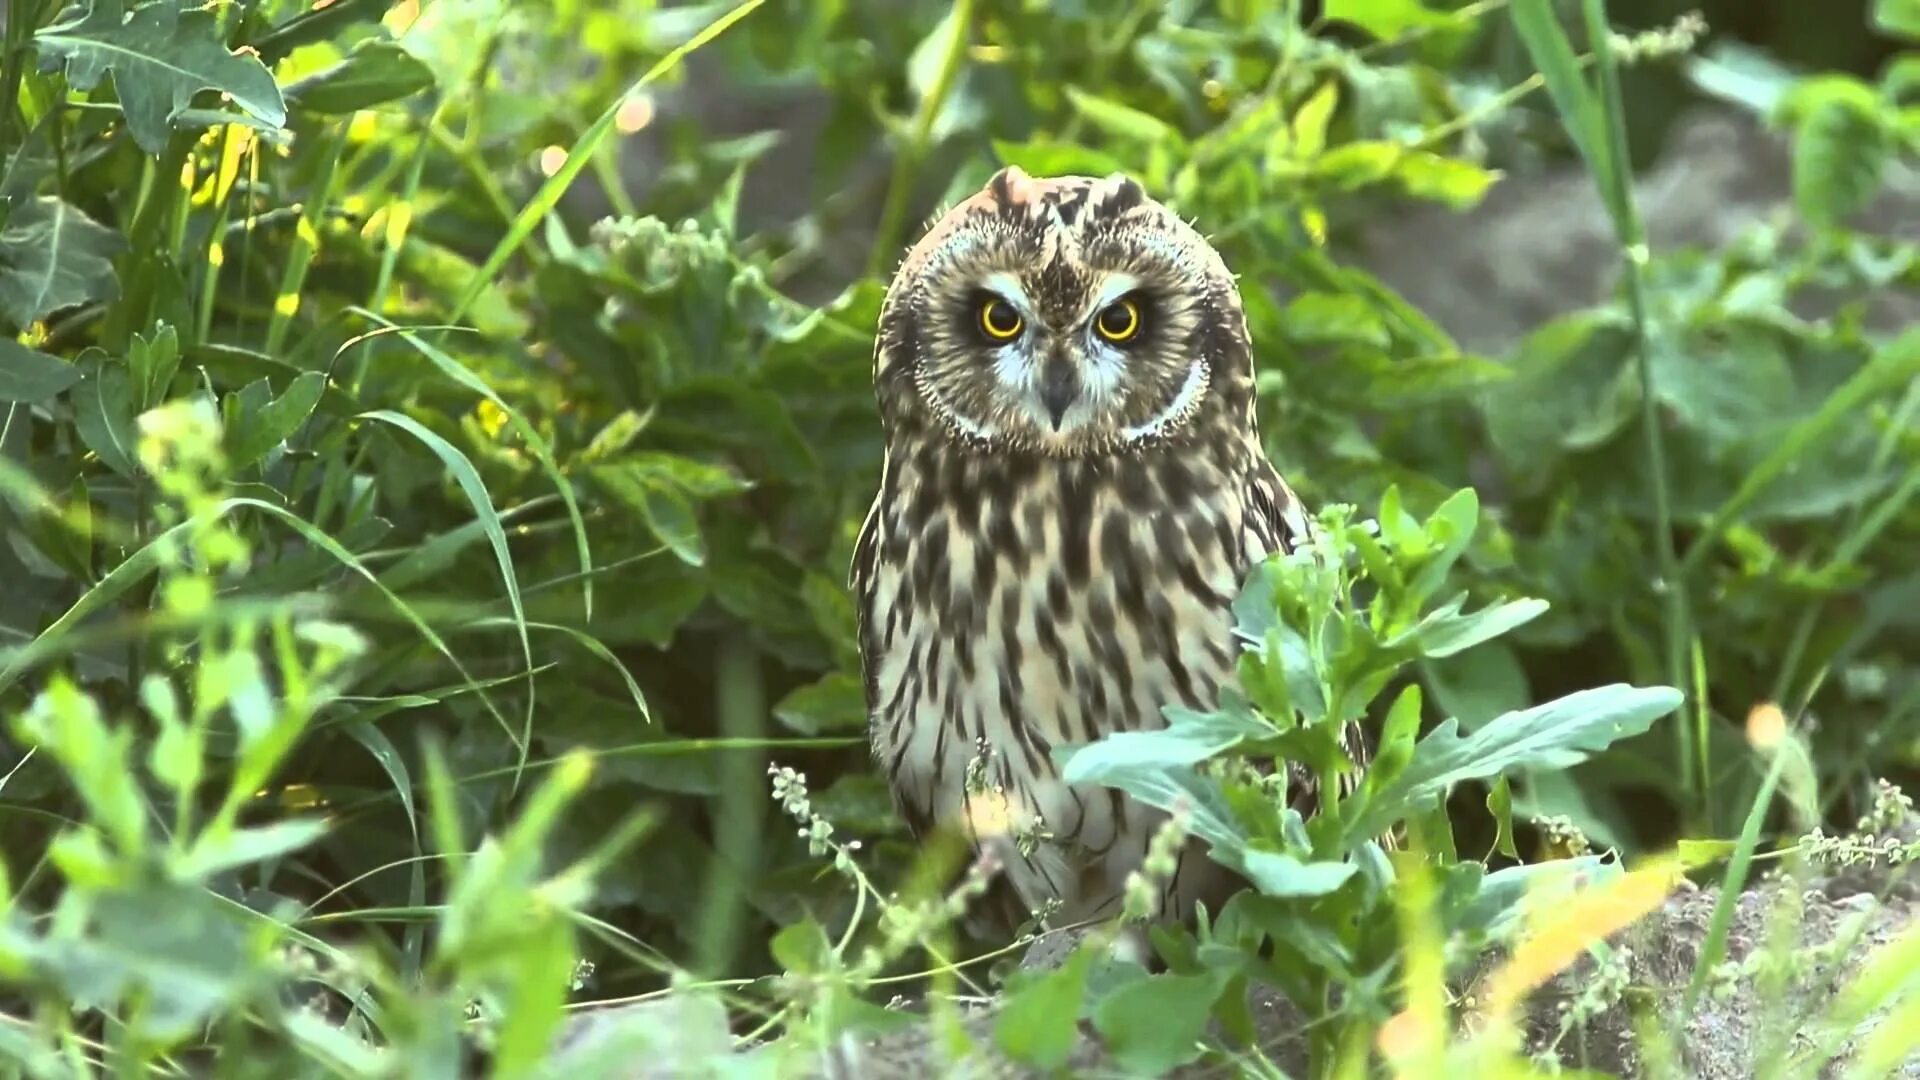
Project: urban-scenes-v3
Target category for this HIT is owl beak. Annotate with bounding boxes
[1038,360,1080,430]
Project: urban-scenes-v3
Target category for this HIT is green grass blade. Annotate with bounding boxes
[447,0,766,325]
[342,720,427,975]
[349,311,594,622]
[357,409,536,778]
[461,616,649,721]
[1509,0,1613,211]
[1681,737,1790,1012]
[226,496,519,752]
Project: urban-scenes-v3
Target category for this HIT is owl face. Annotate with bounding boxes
[874,167,1251,457]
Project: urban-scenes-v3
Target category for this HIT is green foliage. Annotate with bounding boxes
[0,0,1915,1075]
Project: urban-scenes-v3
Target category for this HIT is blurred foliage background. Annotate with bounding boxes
[0,0,1917,1070]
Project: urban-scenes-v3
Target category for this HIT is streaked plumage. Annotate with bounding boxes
[851,166,1338,932]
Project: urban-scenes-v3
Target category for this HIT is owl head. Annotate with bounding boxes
[873,166,1256,457]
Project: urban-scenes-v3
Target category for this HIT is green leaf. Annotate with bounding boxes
[0,197,123,326]
[36,0,288,154]
[1282,292,1389,349]
[175,819,328,879]
[72,354,138,478]
[588,463,707,566]
[772,672,865,735]
[1347,684,1683,841]
[0,339,80,402]
[361,316,594,620]
[1393,151,1500,210]
[1873,0,1920,39]
[359,411,535,759]
[995,945,1091,1069]
[1510,0,1619,225]
[1237,849,1358,897]
[282,40,436,114]
[1791,89,1889,228]
[1392,595,1550,658]
[226,371,325,467]
[1064,85,1184,146]
[1060,699,1271,777]
[1461,855,1620,937]
[126,323,181,411]
[769,918,833,975]
[1487,775,1519,859]
[1091,971,1223,1075]
[1325,0,1453,40]
[25,884,253,1041]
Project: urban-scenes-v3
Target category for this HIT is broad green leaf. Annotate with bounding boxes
[772,672,865,735]
[1873,0,1920,39]
[1347,684,1683,841]
[1282,292,1389,349]
[1791,89,1889,228]
[29,884,252,1041]
[1393,595,1550,658]
[1092,971,1224,1075]
[72,354,137,478]
[0,197,123,326]
[1056,752,1244,854]
[1394,151,1500,209]
[992,139,1131,180]
[1064,85,1184,146]
[227,371,325,467]
[996,947,1091,1069]
[1060,700,1270,778]
[36,0,288,153]
[1237,849,1358,897]
[1460,855,1620,937]
[126,323,181,410]
[588,463,707,566]
[1326,0,1453,40]
[282,40,435,114]
[175,820,328,880]
[0,340,79,402]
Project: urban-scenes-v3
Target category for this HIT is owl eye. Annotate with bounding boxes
[978,297,1024,341]
[1094,297,1141,343]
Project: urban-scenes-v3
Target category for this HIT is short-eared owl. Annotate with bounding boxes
[851,166,1320,931]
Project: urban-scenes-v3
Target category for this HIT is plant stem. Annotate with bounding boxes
[867,0,973,278]
[1580,0,1693,811]
[693,634,766,979]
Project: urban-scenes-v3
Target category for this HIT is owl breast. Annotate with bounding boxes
[856,437,1283,927]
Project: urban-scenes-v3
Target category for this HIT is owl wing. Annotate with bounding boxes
[1241,455,1312,560]
[848,491,884,718]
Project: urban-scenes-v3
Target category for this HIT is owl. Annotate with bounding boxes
[850,166,1337,934]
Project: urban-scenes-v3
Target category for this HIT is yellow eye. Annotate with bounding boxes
[1095,297,1141,342]
[979,297,1023,341]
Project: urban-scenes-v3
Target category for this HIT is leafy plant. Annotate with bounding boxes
[1037,488,1680,1071]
